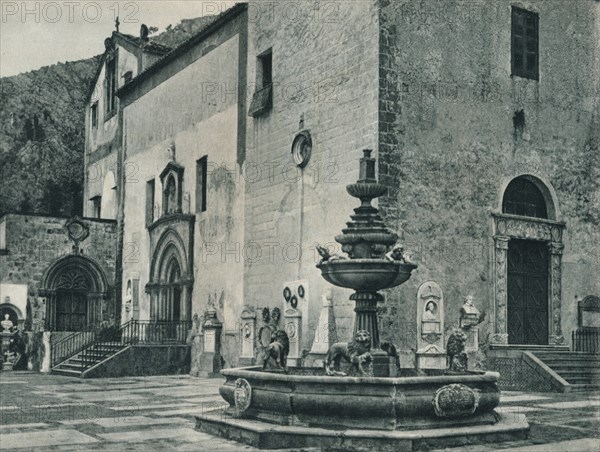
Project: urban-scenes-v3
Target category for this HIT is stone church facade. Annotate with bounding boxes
[1,1,597,380]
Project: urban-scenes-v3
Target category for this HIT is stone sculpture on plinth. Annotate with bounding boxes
[324,330,373,377]
[1,314,14,332]
[460,295,484,351]
[262,329,290,372]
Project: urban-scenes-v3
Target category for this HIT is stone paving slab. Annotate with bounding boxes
[0,429,98,449]
[535,400,600,409]
[501,394,551,403]
[97,426,202,442]
[109,402,197,411]
[493,437,600,451]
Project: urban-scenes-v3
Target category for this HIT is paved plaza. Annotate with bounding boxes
[0,371,598,451]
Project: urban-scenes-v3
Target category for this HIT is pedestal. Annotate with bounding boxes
[352,292,388,376]
[284,308,302,367]
[305,289,337,367]
[239,307,256,366]
[198,311,223,378]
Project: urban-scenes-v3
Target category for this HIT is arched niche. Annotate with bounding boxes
[491,174,566,346]
[160,162,184,216]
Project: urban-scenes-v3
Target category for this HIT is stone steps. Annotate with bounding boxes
[533,351,600,388]
[52,344,128,377]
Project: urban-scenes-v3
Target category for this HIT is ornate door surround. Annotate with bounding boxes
[492,174,566,346]
[492,213,565,346]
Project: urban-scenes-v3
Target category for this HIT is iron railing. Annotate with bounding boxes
[572,329,600,353]
[77,320,192,371]
[51,329,97,367]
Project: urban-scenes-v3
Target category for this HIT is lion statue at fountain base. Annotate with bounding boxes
[324,330,373,377]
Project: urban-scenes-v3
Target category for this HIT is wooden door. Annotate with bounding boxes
[507,240,549,344]
[55,292,88,331]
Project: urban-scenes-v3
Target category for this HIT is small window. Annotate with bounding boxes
[249,49,273,117]
[105,56,117,115]
[146,179,155,225]
[502,177,547,219]
[123,71,133,84]
[259,51,272,88]
[511,7,539,80]
[90,103,98,128]
[91,196,102,219]
[196,156,207,213]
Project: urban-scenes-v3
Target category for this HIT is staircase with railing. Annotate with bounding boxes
[52,320,192,377]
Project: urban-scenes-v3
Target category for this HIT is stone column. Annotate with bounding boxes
[548,242,565,345]
[284,307,302,367]
[492,236,509,345]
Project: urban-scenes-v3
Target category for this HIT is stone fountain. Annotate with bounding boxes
[317,149,417,377]
[195,151,529,451]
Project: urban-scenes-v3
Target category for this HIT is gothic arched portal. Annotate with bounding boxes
[40,255,109,331]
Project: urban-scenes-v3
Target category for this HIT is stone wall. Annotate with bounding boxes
[119,10,247,371]
[0,213,117,329]
[377,0,600,351]
[242,0,380,364]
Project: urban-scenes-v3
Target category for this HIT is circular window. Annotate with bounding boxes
[291,131,312,168]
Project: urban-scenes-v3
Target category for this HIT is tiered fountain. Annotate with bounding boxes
[195,151,529,450]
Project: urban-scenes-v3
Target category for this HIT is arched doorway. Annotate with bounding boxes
[492,174,566,346]
[146,228,193,323]
[41,255,109,331]
[504,178,549,344]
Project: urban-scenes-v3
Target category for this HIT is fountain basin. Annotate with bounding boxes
[317,259,417,291]
[218,367,501,431]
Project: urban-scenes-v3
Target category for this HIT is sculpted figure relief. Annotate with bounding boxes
[423,301,438,321]
[324,330,373,377]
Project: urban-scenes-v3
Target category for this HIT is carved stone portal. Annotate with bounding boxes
[492,213,565,345]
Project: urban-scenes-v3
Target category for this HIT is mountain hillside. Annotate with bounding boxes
[0,15,218,217]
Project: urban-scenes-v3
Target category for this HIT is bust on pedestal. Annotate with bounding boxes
[1,314,14,332]
[460,295,482,351]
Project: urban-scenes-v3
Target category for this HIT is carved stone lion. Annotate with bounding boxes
[324,330,373,377]
[262,329,290,372]
[446,329,468,372]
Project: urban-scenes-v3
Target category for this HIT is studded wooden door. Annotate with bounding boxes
[55,291,88,331]
[507,239,549,344]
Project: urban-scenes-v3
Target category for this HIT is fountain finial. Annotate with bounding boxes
[358,149,376,183]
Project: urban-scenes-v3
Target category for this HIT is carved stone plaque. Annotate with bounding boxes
[432,383,480,418]
[234,378,252,413]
